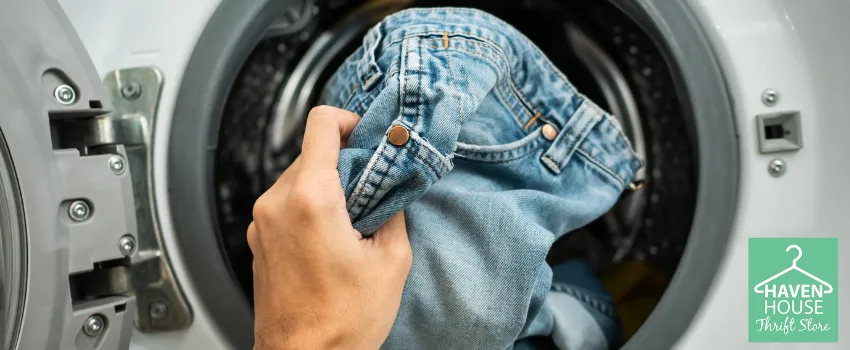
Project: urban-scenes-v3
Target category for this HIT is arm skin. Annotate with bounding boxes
[248,106,413,350]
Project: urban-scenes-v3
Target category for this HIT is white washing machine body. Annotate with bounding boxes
[3,0,846,349]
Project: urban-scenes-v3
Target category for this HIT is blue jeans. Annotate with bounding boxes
[321,8,642,349]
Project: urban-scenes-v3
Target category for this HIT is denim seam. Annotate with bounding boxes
[355,145,403,217]
[352,92,377,117]
[422,40,533,131]
[424,40,529,129]
[375,36,523,110]
[540,110,599,174]
[363,70,381,89]
[375,25,580,127]
[410,131,453,172]
[383,34,540,127]
[347,141,389,219]
[575,149,627,188]
[341,82,359,110]
[350,136,449,216]
[541,155,559,172]
[555,107,595,149]
[454,127,542,154]
[412,142,450,176]
[454,146,541,164]
[495,79,532,130]
[400,37,533,135]
[446,35,540,120]
[454,136,544,163]
[414,39,423,129]
[601,114,641,167]
[556,115,597,167]
[441,37,538,120]
[550,283,617,320]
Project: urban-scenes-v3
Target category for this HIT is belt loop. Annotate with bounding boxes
[358,24,384,91]
[540,102,602,174]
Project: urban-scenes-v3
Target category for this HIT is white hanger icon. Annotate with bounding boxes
[753,244,833,294]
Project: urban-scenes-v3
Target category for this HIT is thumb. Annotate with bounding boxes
[336,108,361,147]
[372,212,413,267]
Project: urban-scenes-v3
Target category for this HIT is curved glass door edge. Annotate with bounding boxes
[0,128,26,350]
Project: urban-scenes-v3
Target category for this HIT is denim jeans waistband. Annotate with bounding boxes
[346,7,641,188]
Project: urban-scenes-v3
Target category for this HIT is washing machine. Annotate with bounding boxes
[2,0,848,349]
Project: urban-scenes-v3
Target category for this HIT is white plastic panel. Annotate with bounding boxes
[56,0,850,349]
[678,0,850,348]
[58,0,230,349]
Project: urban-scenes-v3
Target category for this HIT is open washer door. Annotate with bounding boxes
[1,1,190,349]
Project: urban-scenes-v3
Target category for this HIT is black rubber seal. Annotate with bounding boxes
[610,0,740,349]
[169,0,738,348]
[168,0,299,348]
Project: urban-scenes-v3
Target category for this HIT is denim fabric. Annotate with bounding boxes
[320,8,642,349]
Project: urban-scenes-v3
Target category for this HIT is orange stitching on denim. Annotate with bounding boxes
[443,32,449,49]
[450,38,539,120]
[541,156,560,172]
[418,40,533,129]
[359,37,541,132]
[494,81,529,129]
[523,112,542,130]
[380,31,544,114]
[554,117,598,169]
[434,42,536,122]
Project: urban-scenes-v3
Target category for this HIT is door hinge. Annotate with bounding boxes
[55,67,193,333]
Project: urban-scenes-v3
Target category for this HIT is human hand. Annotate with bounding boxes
[248,106,412,350]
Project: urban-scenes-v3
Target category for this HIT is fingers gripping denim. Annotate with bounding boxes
[321,8,642,349]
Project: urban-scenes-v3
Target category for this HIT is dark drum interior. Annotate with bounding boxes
[212,0,697,346]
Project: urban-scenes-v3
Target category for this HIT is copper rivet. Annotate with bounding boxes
[629,180,646,191]
[387,125,410,146]
[542,124,558,141]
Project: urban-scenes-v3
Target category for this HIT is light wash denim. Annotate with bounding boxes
[321,8,642,349]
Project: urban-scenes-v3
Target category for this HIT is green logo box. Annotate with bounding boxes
[748,238,838,342]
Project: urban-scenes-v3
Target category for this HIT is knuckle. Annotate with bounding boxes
[308,105,339,120]
[246,222,259,251]
[288,185,326,216]
[390,241,413,266]
[252,194,276,222]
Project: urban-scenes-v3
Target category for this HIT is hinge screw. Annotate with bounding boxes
[119,235,136,256]
[768,158,786,177]
[762,89,780,106]
[54,84,77,105]
[68,200,91,222]
[149,302,168,320]
[121,81,142,100]
[83,314,105,336]
[108,155,126,175]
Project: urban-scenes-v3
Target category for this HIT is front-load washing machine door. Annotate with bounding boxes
[1,1,186,349]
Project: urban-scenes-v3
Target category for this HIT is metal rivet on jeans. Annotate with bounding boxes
[542,124,558,141]
[628,180,646,191]
[387,125,410,146]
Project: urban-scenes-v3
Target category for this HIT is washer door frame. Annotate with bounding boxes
[168,0,739,349]
[1,0,141,348]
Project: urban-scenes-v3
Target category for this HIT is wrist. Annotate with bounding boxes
[255,323,356,350]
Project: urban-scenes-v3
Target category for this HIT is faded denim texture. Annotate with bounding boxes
[320,8,642,349]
